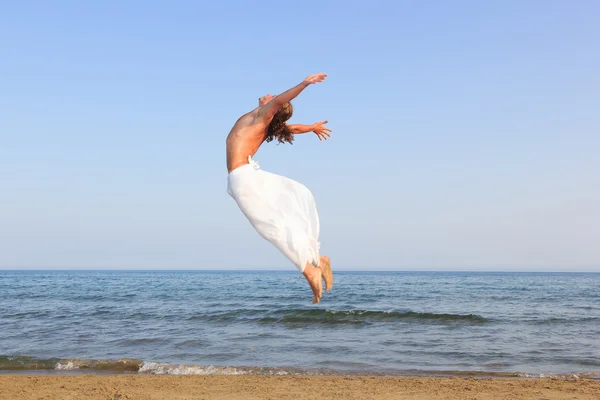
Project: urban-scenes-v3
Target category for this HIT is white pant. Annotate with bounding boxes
[227,157,321,272]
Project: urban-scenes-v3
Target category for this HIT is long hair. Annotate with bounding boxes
[265,102,294,144]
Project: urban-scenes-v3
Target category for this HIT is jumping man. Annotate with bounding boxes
[225,72,333,304]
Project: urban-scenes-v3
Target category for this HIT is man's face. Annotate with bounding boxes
[258,94,275,106]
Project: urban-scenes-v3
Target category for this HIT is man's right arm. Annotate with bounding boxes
[257,73,327,121]
[287,120,332,141]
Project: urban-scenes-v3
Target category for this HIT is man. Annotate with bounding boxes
[225,72,333,304]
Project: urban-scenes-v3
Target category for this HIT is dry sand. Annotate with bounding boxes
[1,375,599,400]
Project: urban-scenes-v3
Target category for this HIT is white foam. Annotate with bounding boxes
[139,361,247,376]
[517,372,600,381]
[55,361,75,370]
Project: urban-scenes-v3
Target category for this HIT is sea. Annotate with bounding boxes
[1,270,599,378]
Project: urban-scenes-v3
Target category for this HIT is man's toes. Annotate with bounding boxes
[312,286,322,304]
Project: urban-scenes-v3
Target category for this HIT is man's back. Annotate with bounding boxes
[225,109,268,173]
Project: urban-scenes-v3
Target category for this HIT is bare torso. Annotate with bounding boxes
[225,108,270,173]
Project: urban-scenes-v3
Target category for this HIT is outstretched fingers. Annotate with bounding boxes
[314,121,332,141]
[305,73,328,84]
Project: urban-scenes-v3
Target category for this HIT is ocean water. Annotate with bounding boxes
[0,270,599,378]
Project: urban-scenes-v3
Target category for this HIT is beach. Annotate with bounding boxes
[1,375,599,400]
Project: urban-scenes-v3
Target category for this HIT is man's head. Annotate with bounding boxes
[276,102,293,121]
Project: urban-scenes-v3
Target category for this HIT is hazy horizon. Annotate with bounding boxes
[1,266,599,273]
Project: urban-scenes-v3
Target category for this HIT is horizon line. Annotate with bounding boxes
[0,268,599,273]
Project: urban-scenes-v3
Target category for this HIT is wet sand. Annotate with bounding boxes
[1,375,599,400]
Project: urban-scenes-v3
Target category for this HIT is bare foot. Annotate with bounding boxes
[320,256,333,292]
[302,264,323,304]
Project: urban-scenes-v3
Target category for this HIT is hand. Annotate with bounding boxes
[312,120,332,141]
[304,72,327,85]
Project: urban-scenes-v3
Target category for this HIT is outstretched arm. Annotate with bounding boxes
[258,73,327,121]
[287,124,315,134]
[287,120,332,141]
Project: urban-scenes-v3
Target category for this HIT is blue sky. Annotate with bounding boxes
[1,1,598,271]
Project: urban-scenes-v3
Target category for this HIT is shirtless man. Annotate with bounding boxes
[225,72,333,303]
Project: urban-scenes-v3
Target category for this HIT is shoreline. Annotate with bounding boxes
[2,364,599,381]
[1,369,597,380]
[1,374,599,400]
[1,357,598,380]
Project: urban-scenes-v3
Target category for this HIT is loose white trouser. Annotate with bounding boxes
[227,156,321,272]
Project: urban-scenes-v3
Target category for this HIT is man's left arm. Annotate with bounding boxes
[287,120,332,141]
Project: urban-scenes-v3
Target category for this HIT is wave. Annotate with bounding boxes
[186,309,489,325]
[0,356,303,376]
[259,309,481,325]
[1,356,598,380]
[1,308,488,326]
[0,356,141,372]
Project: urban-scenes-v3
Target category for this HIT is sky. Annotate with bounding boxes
[1,1,598,271]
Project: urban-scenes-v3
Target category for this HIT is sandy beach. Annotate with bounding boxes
[1,375,598,400]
